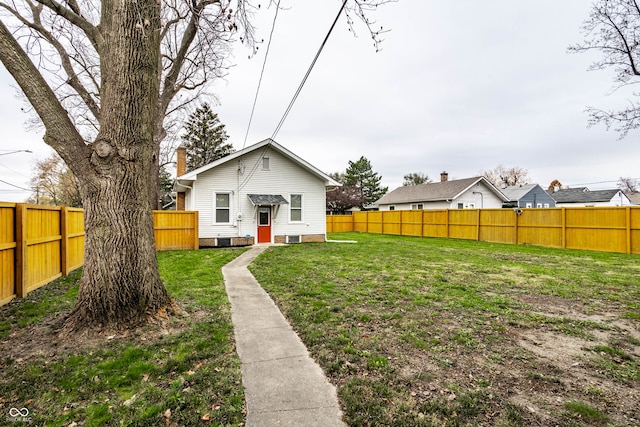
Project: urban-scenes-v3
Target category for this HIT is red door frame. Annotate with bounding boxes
[257,207,271,243]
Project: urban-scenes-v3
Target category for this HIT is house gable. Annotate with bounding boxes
[177,138,339,186]
[375,177,508,210]
[175,139,336,245]
[502,184,556,208]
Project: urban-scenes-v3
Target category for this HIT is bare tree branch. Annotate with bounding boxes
[570,0,640,137]
[25,0,100,118]
[0,19,89,171]
[32,0,100,49]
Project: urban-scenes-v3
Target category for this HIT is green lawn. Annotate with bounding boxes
[0,248,247,426]
[1,234,638,426]
[250,232,640,427]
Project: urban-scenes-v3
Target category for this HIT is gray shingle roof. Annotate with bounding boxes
[500,184,538,201]
[548,188,621,203]
[375,176,503,205]
[247,194,289,206]
[627,192,640,205]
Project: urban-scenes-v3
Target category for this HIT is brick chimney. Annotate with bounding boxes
[176,146,187,210]
[440,171,448,182]
[177,145,187,177]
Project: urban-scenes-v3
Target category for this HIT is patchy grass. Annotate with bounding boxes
[0,248,247,426]
[250,232,640,426]
[564,400,609,425]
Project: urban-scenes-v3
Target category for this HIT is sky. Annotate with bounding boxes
[1,0,639,202]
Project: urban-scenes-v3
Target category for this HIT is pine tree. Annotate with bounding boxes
[181,103,233,171]
[344,156,388,208]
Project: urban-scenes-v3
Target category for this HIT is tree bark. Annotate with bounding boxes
[62,0,172,331]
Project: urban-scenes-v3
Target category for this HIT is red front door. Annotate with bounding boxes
[257,207,271,243]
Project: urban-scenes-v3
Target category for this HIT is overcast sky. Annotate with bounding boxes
[1,0,639,202]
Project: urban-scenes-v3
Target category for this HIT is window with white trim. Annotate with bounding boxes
[215,192,231,223]
[536,203,542,208]
[290,194,302,222]
[544,203,550,208]
[411,204,423,210]
[389,205,396,211]
[526,203,533,208]
[262,156,270,170]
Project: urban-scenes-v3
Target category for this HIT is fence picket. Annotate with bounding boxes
[327,207,640,255]
[0,204,198,306]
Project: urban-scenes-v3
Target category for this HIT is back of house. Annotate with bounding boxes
[175,139,339,246]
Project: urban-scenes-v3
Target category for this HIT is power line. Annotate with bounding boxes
[566,178,640,188]
[241,0,282,152]
[271,0,348,140]
[237,1,348,191]
[0,178,30,191]
[0,162,31,178]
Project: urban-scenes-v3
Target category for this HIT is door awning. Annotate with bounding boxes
[247,194,289,206]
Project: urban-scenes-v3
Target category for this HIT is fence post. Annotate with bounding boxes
[446,210,450,238]
[61,207,69,276]
[626,207,631,254]
[561,208,566,249]
[365,211,369,233]
[476,209,481,241]
[514,208,519,245]
[15,203,27,298]
[194,211,199,250]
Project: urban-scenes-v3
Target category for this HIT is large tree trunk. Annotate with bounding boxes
[65,173,171,330]
[62,0,172,331]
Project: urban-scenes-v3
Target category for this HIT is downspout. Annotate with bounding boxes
[175,181,193,210]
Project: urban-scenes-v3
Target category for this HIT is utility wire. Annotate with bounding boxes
[238,1,348,190]
[0,178,30,191]
[241,0,282,152]
[565,178,640,188]
[271,0,348,140]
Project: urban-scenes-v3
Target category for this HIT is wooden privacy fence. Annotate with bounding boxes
[326,206,640,255]
[0,203,198,306]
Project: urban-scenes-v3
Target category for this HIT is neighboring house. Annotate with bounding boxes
[501,184,556,208]
[548,187,632,207]
[373,173,508,210]
[175,138,340,246]
[627,192,640,205]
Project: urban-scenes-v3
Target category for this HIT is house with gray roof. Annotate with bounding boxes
[175,139,340,246]
[548,187,631,207]
[373,173,508,210]
[501,184,556,208]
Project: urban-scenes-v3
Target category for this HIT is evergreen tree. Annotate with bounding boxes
[344,156,388,208]
[181,103,233,171]
[403,172,431,186]
[158,166,175,209]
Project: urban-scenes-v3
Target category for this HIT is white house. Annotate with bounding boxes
[175,139,340,246]
[548,187,632,207]
[374,173,508,210]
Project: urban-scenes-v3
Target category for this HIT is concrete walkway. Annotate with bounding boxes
[222,246,346,427]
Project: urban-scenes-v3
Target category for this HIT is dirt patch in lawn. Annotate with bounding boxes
[0,306,204,366]
[325,293,640,426]
[502,295,638,425]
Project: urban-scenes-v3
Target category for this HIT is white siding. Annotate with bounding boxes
[555,191,632,207]
[192,147,327,241]
[450,183,504,209]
